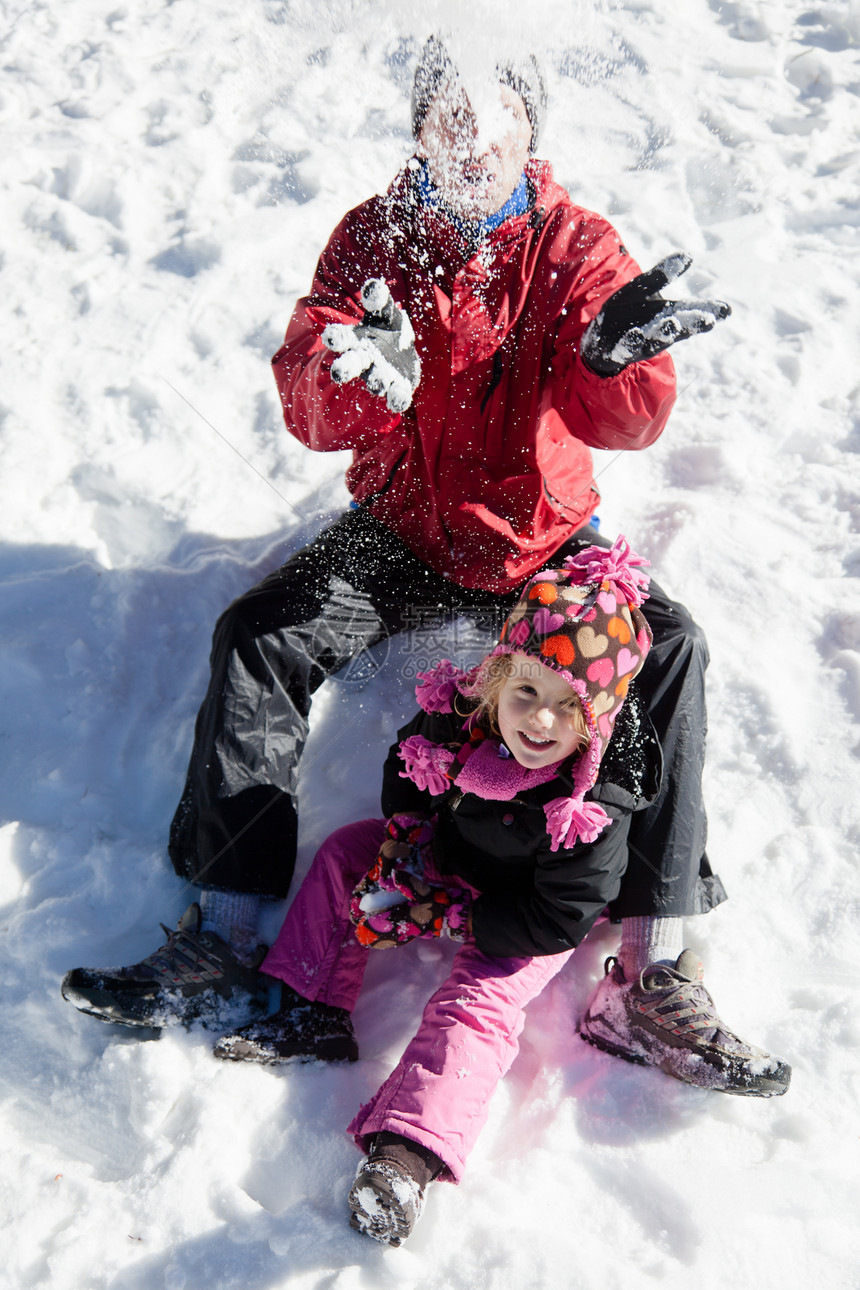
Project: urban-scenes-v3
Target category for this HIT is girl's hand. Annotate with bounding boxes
[349,814,471,948]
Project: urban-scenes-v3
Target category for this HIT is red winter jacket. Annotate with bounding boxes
[272,159,675,594]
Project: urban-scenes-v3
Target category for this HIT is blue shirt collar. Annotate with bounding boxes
[416,160,531,245]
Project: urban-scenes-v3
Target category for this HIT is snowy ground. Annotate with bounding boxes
[2,0,860,1285]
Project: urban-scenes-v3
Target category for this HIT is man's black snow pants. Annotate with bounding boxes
[168,507,727,917]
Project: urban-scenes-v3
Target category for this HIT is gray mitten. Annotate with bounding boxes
[322,279,421,413]
[580,253,731,377]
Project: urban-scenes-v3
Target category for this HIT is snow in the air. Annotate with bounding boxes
[2,1,860,1286]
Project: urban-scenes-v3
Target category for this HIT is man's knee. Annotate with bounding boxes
[647,596,710,673]
[673,605,709,669]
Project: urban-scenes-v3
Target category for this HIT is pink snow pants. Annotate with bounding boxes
[261,819,573,1182]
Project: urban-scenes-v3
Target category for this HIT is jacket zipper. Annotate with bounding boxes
[480,351,505,413]
[357,448,407,510]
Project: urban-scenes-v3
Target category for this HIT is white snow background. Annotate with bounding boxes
[2,0,860,1286]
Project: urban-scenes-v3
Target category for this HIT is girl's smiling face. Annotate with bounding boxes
[496,654,586,769]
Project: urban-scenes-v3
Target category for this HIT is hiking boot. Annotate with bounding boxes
[348,1133,443,1247]
[578,949,791,1097]
[213,985,358,1065]
[61,903,268,1032]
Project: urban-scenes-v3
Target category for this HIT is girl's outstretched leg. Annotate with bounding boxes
[348,940,573,1183]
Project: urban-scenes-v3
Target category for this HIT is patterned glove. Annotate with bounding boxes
[580,253,731,377]
[322,279,421,413]
[350,814,471,950]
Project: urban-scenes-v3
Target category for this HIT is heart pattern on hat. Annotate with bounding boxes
[577,626,609,658]
[532,607,566,635]
[587,657,614,688]
[607,615,632,644]
[540,633,576,667]
[529,581,559,605]
[616,647,637,677]
[591,689,616,718]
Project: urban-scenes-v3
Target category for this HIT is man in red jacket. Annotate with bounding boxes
[62,40,783,1099]
[273,59,685,593]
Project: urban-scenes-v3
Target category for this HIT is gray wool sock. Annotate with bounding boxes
[199,889,261,966]
[619,916,684,981]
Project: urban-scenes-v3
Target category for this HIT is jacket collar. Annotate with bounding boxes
[382,157,561,261]
[415,161,532,248]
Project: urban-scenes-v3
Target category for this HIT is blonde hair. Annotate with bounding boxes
[458,653,589,753]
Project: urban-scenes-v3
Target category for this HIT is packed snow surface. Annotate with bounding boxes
[2,0,860,1286]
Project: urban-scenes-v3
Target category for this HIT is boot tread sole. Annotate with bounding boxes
[579,1025,790,1097]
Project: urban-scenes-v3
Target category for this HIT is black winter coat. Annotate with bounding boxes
[381,687,662,959]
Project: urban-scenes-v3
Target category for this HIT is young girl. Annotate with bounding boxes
[212,535,666,1243]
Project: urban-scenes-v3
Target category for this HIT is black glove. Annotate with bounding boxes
[321,279,421,413]
[580,253,731,377]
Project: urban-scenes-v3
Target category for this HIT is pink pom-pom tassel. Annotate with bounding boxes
[564,535,651,607]
[544,795,611,851]
[398,735,456,796]
[414,659,465,713]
